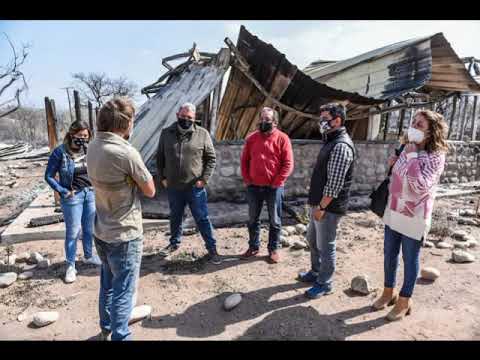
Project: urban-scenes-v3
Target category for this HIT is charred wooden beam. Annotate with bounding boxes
[73,90,82,122]
[224,37,324,123]
[28,214,64,228]
[459,96,469,140]
[471,96,478,141]
[398,108,406,137]
[88,101,94,136]
[448,96,458,139]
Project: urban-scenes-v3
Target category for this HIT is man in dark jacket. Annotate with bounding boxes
[156,102,220,264]
[298,103,356,299]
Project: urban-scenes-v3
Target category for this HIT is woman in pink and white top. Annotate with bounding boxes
[372,110,449,321]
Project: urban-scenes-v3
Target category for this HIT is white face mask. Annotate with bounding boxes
[407,127,425,144]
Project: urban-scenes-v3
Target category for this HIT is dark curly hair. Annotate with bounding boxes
[319,103,346,125]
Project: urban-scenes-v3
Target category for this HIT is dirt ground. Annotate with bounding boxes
[0,160,479,340]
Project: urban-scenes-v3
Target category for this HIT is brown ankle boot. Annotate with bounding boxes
[386,297,412,321]
[372,288,399,311]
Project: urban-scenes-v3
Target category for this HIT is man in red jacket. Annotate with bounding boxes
[240,107,294,263]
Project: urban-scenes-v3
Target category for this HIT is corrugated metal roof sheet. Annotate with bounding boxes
[130,48,230,169]
[215,26,382,141]
[304,33,480,99]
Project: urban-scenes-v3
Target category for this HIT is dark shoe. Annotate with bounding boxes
[159,244,179,257]
[268,250,280,264]
[297,271,317,283]
[304,283,333,299]
[241,248,259,259]
[98,329,111,341]
[206,250,222,265]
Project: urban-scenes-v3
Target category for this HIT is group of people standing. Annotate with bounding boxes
[45,99,448,340]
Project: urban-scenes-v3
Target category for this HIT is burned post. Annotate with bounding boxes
[88,100,94,136]
[471,96,478,141]
[74,90,82,122]
[44,97,61,207]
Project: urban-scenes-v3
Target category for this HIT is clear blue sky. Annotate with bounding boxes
[1,20,479,111]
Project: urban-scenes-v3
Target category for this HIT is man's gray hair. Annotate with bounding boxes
[179,102,196,113]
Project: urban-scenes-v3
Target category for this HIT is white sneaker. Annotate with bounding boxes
[65,265,77,283]
[84,254,102,266]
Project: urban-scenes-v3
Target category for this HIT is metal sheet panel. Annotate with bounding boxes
[130,51,229,169]
[305,32,480,99]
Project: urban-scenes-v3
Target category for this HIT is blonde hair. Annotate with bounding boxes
[96,97,135,132]
[410,110,449,153]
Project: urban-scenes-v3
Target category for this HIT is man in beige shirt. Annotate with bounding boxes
[87,97,155,341]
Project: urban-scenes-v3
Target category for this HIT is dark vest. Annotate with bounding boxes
[307,127,356,214]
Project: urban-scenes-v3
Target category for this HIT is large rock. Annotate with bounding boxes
[22,264,37,271]
[467,239,478,248]
[283,226,297,236]
[452,230,469,241]
[33,311,59,327]
[458,218,479,226]
[295,224,307,235]
[420,267,440,281]
[29,252,44,264]
[0,272,18,288]
[18,271,34,280]
[459,209,476,217]
[7,255,17,265]
[462,235,476,243]
[423,241,434,248]
[129,305,152,324]
[454,241,469,249]
[224,293,242,311]
[451,250,476,263]
[280,229,289,238]
[16,252,30,263]
[291,239,308,250]
[280,236,292,248]
[37,259,50,269]
[350,275,371,295]
[436,242,454,249]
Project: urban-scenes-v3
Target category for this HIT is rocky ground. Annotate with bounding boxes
[1,181,479,340]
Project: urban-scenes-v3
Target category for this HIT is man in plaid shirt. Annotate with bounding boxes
[298,103,356,299]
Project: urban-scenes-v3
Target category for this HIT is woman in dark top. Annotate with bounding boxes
[45,121,101,283]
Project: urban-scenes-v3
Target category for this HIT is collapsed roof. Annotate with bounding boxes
[214,26,383,141]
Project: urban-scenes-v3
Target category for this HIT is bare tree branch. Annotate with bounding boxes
[0,33,29,119]
[0,89,21,118]
[72,72,137,108]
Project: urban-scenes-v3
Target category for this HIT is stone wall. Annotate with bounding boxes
[204,140,480,202]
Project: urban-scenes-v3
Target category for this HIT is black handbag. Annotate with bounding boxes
[369,144,405,218]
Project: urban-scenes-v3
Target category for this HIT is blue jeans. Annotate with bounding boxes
[384,225,422,298]
[246,185,284,252]
[306,210,341,287]
[94,236,143,341]
[167,186,216,252]
[60,187,95,266]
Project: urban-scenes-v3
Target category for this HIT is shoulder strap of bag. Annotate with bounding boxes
[387,144,406,177]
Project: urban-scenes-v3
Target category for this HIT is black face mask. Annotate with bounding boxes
[178,117,193,130]
[73,138,88,148]
[259,121,273,133]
